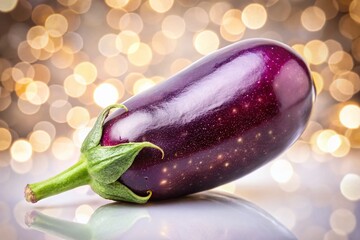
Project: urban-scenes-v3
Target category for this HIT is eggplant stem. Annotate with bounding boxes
[24,103,163,204]
[25,156,91,203]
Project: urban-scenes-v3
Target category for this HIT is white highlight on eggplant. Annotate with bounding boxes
[111,52,264,141]
[273,59,309,109]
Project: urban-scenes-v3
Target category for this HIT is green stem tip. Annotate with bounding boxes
[25,157,90,203]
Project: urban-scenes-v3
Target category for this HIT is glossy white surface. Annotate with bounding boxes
[2,150,360,240]
[24,192,294,240]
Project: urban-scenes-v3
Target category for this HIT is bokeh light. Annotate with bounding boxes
[349,0,360,24]
[339,15,360,40]
[119,13,143,33]
[127,42,152,67]
[149,0,173,13]
[45,14,68,37]
[116,30,140,54]
[98,34,119,57]
[315,0,339,20]
[328,51,354,74]
[64,74,87,98]
[51,49,74,69]
[330,209,356,235]
[270,159,294,183]
[93,83,119,108]
[340,173,360,201]
[74,62,98,85]
[33,121,56,140]
[17,97,40,115]
[105,0,129,9]
[25,81,50,105]
[316,129,339,153]
[209,2,232,25]
[162,15,186,39]
[339,104,360,129]
[0,0,18,12]
[31,4,54,25]
[194,30,219,55]
[10,139,32,163]
[27,26,49,49]
[184,7,209,32]
[221,9,246,42]
[304,40,329,65]
[301,6,326,32]
[329,78,355,102]
[66,106,90,129]
[29,130,51,153]
[0,128,12,151]
[241,4,267,30]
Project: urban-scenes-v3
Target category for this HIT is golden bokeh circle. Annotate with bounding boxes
[301,6,326,32]
[242,4,267,30]
[10,139,32,163]
[194,30,220,55]
[0,128,12,151]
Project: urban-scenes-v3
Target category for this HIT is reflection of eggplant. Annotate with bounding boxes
[25,205,149,240]
[26,192,296,240]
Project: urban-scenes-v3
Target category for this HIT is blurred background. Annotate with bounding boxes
[0,0,359,239]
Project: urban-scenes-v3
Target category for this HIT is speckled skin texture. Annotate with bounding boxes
[101,39,315,200]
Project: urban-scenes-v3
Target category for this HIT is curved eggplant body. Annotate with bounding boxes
[101,39,315,200]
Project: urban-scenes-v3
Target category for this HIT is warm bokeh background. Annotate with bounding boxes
[0,0,359,239]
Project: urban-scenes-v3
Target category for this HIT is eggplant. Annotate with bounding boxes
[25,38,315,204]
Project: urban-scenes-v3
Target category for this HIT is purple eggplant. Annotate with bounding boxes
[25,38,315,204]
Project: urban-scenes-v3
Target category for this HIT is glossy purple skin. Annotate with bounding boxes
[101,39,315,200]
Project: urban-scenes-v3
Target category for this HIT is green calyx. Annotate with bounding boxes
[25,104,164,204]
